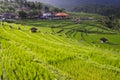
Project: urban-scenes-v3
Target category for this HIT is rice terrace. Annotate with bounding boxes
[0,0,120,80]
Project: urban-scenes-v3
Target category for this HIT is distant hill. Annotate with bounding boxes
[28,0,120,10]
[28,0,120,18]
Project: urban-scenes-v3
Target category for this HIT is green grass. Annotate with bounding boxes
[0,18,120,80]
[68,12,102,19]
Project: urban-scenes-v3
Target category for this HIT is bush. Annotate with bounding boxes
[30,27,38,33]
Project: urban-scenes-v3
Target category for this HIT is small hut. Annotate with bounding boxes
[18,27,21,30]
[1,13,16,19]
[100,38,108,43]
[30,27,37,33]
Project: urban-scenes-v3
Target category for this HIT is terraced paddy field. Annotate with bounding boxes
[0,19,120,80]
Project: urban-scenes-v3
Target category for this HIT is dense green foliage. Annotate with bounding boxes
[0,0,64,14]
[18,11,27,19]
[72,4,120,18]
[0,17,120,80]
[102,16,120,30]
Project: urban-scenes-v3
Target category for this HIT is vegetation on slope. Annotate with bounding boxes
[0,18,120,80]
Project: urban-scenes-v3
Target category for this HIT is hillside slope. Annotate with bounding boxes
[0,20,120,80]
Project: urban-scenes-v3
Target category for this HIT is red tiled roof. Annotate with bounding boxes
[55,13,68,17]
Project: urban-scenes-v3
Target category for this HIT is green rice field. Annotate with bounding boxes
[0,18,120,80]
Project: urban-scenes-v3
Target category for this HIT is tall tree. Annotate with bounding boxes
[18,11,27,19]
[44,6,50,12]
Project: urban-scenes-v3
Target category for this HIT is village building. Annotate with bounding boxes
[0,13,16,19]
[40,12,53,19]
[0,15,2,19]
[40,12,69,20]
[27,12,41,19]
[55,12,68,17]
